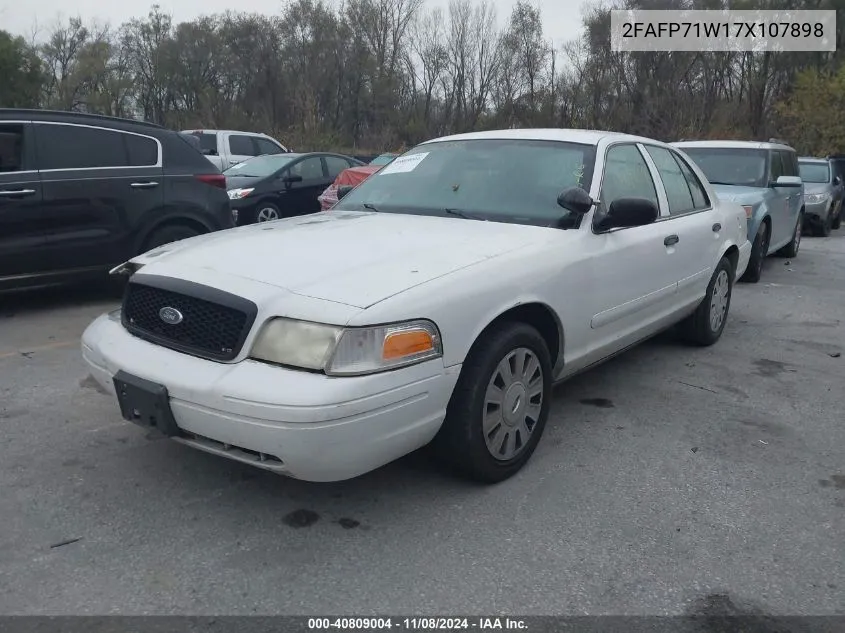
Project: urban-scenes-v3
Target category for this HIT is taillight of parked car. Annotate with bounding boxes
[195,174,227,189]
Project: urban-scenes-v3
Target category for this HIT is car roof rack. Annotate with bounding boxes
[768,137,790,145]
[0,108,164,129]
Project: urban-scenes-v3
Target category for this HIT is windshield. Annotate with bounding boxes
[681,147,767,188]
[224,154,296,177]
[334,139,597,227]
[798,162,830,184]
[370,154,397,166]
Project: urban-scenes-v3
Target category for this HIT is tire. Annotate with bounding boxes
[678,256,734,347]
[740,221,769,283]
[432,321,553,483]
[775,212,802,258]
[255,204,281,223]
[141,224,202,253]
[833,210,842,230]
[816,211,833,237]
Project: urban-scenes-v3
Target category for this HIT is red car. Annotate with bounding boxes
[318,153,398,210]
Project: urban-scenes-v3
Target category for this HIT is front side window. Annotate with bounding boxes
[769,151,784,181]
[334,139,597,227]
[290,157,325,180]
[798,161,831,184]
[255,137,284,155]
[0,124,25,173]
[599,144,658,213]
[36,124,129,170]
[681,147,768,188]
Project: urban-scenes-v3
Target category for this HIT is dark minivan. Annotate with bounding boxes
[0,109,234,292]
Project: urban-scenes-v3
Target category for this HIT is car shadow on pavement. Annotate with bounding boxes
[0,281,123,319]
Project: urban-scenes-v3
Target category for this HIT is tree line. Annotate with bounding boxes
[1,0,845,155]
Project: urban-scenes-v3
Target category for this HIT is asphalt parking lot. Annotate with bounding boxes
[1,233,844,617]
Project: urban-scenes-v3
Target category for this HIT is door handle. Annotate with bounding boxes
[0,189,36,197]
[664,234,679,246]
[130,182,159,189]
[712,223,721,232]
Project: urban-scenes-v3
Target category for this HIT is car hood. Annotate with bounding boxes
[711,184,767,205]
[121,211,551,309]
[802,182,831,195]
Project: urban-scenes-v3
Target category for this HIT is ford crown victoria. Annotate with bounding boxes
[81,129,751,483]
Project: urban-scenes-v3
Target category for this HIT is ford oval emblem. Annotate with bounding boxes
[158,306,184,325]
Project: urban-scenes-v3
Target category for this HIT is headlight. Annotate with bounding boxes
[805,192,830,204]
[249,318,442,376]
[228,188,254,200]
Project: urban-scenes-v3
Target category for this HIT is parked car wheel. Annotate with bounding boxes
[775,212,802,258]
[256,204,281,223]
[815,212,833,237]
[741,221,769,283]
[678,257,733,347]
[833,207,842,230]
[432,321,552,483]
[142,224,202,253]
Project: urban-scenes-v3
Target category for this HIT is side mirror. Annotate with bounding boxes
[337,185,354,200]
[834,176,842,186]
[595,198,659,231]
[201,148,217,156]
[771,175,802,188]
[283,174,303,186]
[557,187,595,215]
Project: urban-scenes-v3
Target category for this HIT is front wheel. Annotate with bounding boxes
[678,257,734,347]
[816,211,833,237]
[776,212,802,258]
[432,322,552,483]
[141,224,202,253]
[833,203,842,230]
[740,221,769,283]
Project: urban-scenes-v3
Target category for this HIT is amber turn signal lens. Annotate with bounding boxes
[382,329,434,360]
[742,205,753,218]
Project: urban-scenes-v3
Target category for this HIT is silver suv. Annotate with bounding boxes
[798,157,843,236]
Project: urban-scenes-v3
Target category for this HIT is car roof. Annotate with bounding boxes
[422,128,667,147]
[798,156,829,163]
[0,108,164,131]
[185,129,274,136]
[673,139,795,152]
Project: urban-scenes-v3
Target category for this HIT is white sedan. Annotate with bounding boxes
[81,129,751,483]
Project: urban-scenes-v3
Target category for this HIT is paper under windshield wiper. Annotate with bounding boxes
[444,208,487,221]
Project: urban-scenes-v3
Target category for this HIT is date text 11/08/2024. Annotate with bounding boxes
[307,618,528,630]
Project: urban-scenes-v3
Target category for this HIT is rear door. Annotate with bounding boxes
[0,121,47,281]
[642,144,719,306]
[767,150,791,247]
[286,155,329,215]
[34,122,164,272]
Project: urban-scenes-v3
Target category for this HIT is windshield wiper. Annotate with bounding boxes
[362,202,380,212]
[707,181,740,186]
[444,208,487,221]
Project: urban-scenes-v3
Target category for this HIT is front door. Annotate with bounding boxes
[564,143,679,373]
[287,156,330,215]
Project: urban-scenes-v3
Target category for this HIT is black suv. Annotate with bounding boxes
[0,109,234,291]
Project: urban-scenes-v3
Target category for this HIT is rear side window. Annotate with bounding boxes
[125,133,159,166]
[36,124,126,170]
[0,124,25,172]
[324,155,352,179]
[644,145,695,215]
[229,135,258,156]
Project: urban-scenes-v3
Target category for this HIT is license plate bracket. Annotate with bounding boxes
[112,370,180,437]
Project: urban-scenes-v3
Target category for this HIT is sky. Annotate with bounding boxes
[0,0,588,49]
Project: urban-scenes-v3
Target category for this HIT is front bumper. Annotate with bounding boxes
[804,200,833,222]
[81,314,460,482]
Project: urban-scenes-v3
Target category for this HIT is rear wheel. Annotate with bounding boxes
[678,257,733,347]
[775,212,802,258]
[432,322,552,483]
[256,204,281,223]
[741,221,769,283]
[815,212,833,237]
[141,224,202,254]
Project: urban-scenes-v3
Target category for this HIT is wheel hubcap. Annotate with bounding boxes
[709,269,730,332]
[483,347,544,461]
[257,208,278,222]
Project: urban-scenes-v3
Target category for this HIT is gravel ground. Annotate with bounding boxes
[0,231,843,616]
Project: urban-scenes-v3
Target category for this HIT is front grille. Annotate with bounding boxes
[122,275,258,361]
